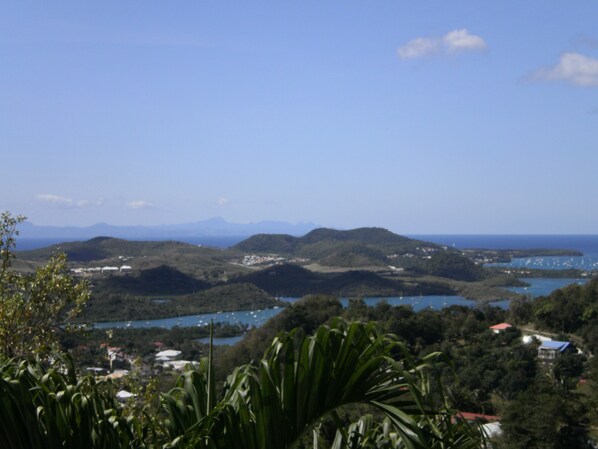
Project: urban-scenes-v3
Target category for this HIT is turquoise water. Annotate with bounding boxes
[487,256,598,271]
[92,278,585,345]
[93,295,476,330]
[196,335,245,346]
[94,278,585,331]
[506,278,588,298]
[93,307,284,330]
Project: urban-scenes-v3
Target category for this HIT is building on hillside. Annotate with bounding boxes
[537,340,574,361]
[489,323,512,334]
[155,349,183,363]
[522,334,552,344]
[107,346,130,370]
[164,360,200,371]
[456,412,502,448]
[106,370,129,379]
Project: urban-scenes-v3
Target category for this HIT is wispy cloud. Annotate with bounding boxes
[531,52,598,87]
[217,197,230,206]
[398,29,486,59]
[126,200,155,210]
[35,193,102,209]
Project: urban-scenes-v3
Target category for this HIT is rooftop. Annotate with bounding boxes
[539,341,570,351]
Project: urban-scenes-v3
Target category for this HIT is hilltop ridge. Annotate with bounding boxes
[234,227,441,267]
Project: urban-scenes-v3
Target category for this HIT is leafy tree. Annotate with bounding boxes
[0,212,89,359]
[499,376,590,449]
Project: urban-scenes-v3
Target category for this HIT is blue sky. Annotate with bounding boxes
[1,1,597,233]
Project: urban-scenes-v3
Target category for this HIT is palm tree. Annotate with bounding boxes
[162,319,484,449]
[0,320,484,449]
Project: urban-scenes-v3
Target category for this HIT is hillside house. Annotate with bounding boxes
[538,340,574,361]
[164,360,200,371]
[155,349,183,363]
[107,346,130,370]
[489,323,512,334]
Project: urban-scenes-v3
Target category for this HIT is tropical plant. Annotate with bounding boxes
[162,319,485,449]
[0,356,153,449]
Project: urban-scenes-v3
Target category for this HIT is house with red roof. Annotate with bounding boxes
[489,323,512,334]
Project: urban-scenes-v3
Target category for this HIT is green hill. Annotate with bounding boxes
[80,283,280,322]
[232,263,453,297]
[301,227,416,247]
[233,227,440,267]
[407,251,486,282]
[232,264,323,295]
[18,237,216,261]
[94,265,211,296]
[233,234,299,253]
[16,236,246,280]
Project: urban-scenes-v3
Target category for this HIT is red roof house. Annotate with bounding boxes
[489,323,512,333]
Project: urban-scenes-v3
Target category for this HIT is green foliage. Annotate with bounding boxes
[499,376,591,449]
[98,265,211,296]
[408,252,485,282]
[301,242,388,267]
[514,278,598,351]
[81,282,280,323]
[0,356,153,449]
[162,319,485,449]
[0,212,90,359]
[233,263,453,297]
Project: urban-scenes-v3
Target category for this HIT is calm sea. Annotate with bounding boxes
[408,235,598,256]
[17,234,598,253]
[410,235,598,271]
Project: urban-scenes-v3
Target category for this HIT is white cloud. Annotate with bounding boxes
[217,197,230,206]
[532,52,598,87]
[443,29,487,53]
[127,200,155,210]
[397,37,440,59]
[398,29,486,59]
[35,193,102,209]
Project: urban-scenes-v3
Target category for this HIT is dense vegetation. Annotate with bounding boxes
[5,213,598,448]
[235,227,430,253]
[511,277,598,352]
[1,321,485,449]
[405,251,485,282]
[232,263,453,297]
[79,283,281,322]
[15,228,548,310]
[97,265,211,295]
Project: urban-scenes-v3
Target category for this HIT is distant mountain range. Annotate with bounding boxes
[16,218,320,240]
